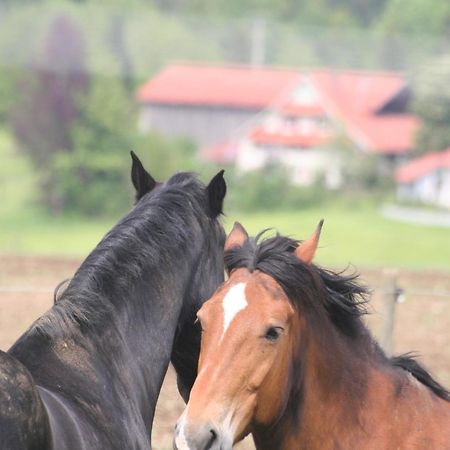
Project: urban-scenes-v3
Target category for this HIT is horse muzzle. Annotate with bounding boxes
[173,420,232,450]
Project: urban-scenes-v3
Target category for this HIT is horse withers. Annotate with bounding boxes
[174,222,450,450]
[0,153,227,449]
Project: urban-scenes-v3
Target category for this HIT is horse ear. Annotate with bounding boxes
[295,219,324,264]
[130,151,157,201]
[206,169,226,217]
[225,222,248,252]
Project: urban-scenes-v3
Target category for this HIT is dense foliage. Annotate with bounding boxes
[413,55,450,155]
[10,15,89,212]
[0,0,449,215]
[225,164,329,212]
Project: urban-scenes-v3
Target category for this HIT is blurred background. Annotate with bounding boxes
[0,0,449,448]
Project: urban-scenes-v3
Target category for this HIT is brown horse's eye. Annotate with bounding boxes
[264,327,283,342]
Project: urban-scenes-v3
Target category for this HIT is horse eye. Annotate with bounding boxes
[264,326,283,341]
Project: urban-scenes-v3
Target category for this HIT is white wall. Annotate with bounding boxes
[235,140,342,188]
[397,168,450,209]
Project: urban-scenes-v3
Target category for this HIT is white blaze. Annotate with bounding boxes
[221,282,248,338]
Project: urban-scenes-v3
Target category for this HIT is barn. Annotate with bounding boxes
[396,148,450,209]
[137,63,419,186]
[228,70,419,186]
[136,63,300,147]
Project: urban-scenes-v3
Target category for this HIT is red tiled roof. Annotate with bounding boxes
[311,71,405,114]
[396,148,450,183]
[137,64,300,109]
[348,115,419,154]
[310,71,419,154]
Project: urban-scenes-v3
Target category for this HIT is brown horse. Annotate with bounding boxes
[173,222,450,450]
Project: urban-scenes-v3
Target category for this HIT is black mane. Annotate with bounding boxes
[4,166,226,449]
[224,232,368,338]
[31,172,214,338]
[225,232,450,402]
[391,353,450,401]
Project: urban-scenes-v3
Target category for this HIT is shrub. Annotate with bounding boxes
[226,164,328,212]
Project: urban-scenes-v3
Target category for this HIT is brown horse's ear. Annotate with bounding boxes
[295,219,324,264]
[130,151,157,201]
[225,222,249,252]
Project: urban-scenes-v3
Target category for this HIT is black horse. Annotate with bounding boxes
[0,153,226,449]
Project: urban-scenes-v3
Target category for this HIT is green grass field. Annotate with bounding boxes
[1,129,449,269]
[225,208,450,270]
[0,206,449,270]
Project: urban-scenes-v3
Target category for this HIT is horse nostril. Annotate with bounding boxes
[205,426,218,449]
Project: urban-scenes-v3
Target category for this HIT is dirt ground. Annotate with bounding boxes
[1,255,449,449]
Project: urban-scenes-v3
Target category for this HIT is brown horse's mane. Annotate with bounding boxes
[224,232,450,402]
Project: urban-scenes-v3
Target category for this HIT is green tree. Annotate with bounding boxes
[152,0,385,27]
[226,164,327,212]
[51,76,136,216]
[0,68,22,122]
[52,75,199,217]
[11,14,89,212]
[413,55,450,155]
[134,133,198,181]
[377,0,450,36]
[12,14,88,165]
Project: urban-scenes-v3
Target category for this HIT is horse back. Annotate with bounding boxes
[0,350,52,449]
[408,388,450,448]
[371,372,450,449]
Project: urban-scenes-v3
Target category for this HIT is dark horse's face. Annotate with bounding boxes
[130,152,226,402]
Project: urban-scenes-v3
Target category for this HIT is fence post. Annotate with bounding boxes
[380,269,401,356]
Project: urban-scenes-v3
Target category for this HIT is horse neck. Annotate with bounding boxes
[10,241,200,436]
[253,318,384,450]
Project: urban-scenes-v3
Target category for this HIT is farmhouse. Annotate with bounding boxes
[137,63,419,186]
[396,148,450,209]
[137,64,300,147]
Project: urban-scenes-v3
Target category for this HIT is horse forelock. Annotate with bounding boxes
[224,232,369,339]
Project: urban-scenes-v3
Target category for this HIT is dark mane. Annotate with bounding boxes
[391,353,450,401]
[224,232,369,338]
[31,172,214,338]
[225,232,450,402]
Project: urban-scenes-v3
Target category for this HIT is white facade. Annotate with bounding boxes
[397,169,450,209]
[236,139,342,188]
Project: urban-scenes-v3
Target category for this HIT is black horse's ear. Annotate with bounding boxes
[206,169,226,217]
[130,151,157,201]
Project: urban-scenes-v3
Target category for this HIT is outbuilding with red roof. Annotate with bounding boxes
[396,149,450,209]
